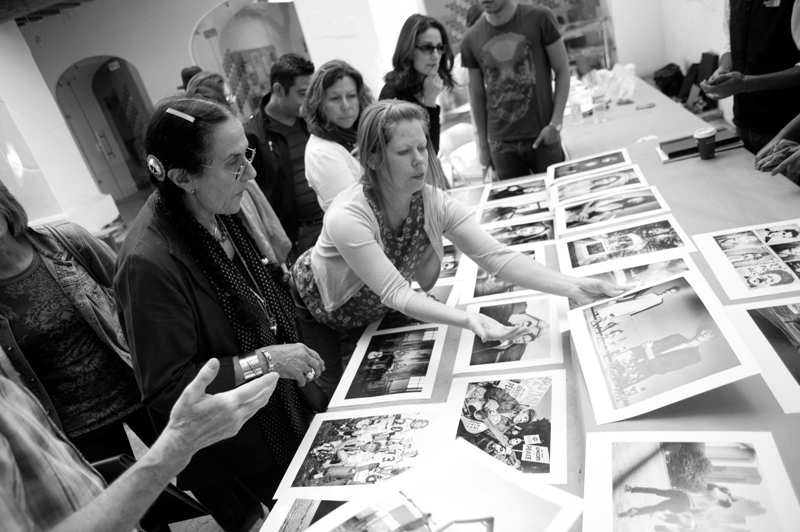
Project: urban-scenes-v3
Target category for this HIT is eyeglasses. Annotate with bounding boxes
[201,147,256,181]
[415,44,446,55]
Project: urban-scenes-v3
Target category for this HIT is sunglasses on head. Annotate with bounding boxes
[415,44,446,55]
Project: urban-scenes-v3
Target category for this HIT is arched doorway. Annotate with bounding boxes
[56,56,151,202]
[191,0,309,120]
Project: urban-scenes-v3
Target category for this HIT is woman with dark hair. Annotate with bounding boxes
[290,100,621,396]
[0,183,158,465]
[303,60,375,211]
[380,14,455,153]
[115,97,324,531]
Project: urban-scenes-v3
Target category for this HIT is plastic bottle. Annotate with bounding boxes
[570,93,583,126]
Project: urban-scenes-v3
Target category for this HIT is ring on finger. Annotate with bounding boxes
[305,368,315,380]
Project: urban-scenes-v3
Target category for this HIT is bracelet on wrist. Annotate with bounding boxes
[258,348,273,374]
[239,352,263,382]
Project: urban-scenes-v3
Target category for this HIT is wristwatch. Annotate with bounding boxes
[548,122,563,133]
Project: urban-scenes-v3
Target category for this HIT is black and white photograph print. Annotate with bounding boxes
[694,219,800,299]
[547,148,631,183]
[302,439,583,532]
[329,327,445,408]
[446,370,567,484]
[454,294,565,373]
[557,215,694,276]
[485,218,555,246]
[458,242,549,305]
[439,244,462,279]
[484,175,547,205]
[725,296,800,413]
[260,499,345,532]
[555,186,669,237]
[568,271,759,424]
[477,198,549,226]
[446,183,488,208]
[549,164,647,209]
[275,404,445,501]
[583,257,694,306]
[583,432,800,532]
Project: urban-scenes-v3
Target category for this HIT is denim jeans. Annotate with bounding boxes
[489,137,565,180]
[736,125,775,155]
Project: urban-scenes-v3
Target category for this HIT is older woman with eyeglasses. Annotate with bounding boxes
[115,97,324,531]
[380,14,456,153]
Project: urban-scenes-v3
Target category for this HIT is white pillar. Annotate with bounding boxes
[294,0,421,96]
[0,21,118,232]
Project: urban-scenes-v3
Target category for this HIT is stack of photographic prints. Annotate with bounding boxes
[724,295,800,413]
[568,270,759,424]
[548,165,648,210]
[546,148,632,185]
[445,370,567,484]
[454,294,567,373]
[275,404,445,501]
[295,440,583,532]
[693,220,800,299]
[555,214,696,276]
[553,186,671,238]
[583,432,800,532]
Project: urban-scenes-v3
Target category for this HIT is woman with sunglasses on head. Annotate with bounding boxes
[115,97,324,531]
[304,60,375,212]
[380,14,456,153]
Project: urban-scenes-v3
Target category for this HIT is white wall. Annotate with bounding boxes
[0,21,117,230]
[605,0,667,78]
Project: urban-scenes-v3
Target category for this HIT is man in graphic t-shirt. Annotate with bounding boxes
[461,0,570,180]
[245,54,320,263]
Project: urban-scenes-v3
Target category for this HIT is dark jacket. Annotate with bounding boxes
[244,92,307,241]
[729,0,800,134]
[379,80,441,154]
[114,194,276,489]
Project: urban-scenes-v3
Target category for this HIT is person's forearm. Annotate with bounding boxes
[494,255,576,298]
[469,82,489,147]
[742,66,800,93]
[51,430,192,532]
[550,57,570,126]
[718,51,731,72]
[770,112,800,144]
[404,292,470,330]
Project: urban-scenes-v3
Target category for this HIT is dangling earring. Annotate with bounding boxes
[190,188,195,194]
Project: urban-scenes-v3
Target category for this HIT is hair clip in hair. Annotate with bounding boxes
[146,154,166,181]
[166,108,196,123]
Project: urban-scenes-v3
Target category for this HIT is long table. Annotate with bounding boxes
[304,84,800,532]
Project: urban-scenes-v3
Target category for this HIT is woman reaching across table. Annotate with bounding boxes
[291,100,622,396]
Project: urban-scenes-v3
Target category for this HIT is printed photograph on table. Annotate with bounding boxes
[556,215,695,276]
[445,370,567,484]
[546,148,631,183]
[724,295,800,413]
[554,186,670,237]
[454,294,566,373]
[476,197,550,227]
[583,432,800,532]
[446,183,489,208]
[549,165,648,209]
[303,439,583,532]
[458,242,548,305]
[275,404,445,501]
[580,256,695,307]
[363,284,461,335]
[485,217,555,247]
[568,271,759,424]
[484,175,548,205]
[260,498,345,532]
[693,220,800,299]
[439,244,463,280]
[328,326,445,408]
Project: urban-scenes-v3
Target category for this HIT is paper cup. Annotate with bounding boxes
[693,127,717,160]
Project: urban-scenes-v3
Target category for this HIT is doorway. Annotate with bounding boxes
[56,56,152,202]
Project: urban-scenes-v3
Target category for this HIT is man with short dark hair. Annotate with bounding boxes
[245,54,318,263]
[461,0,570,180]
